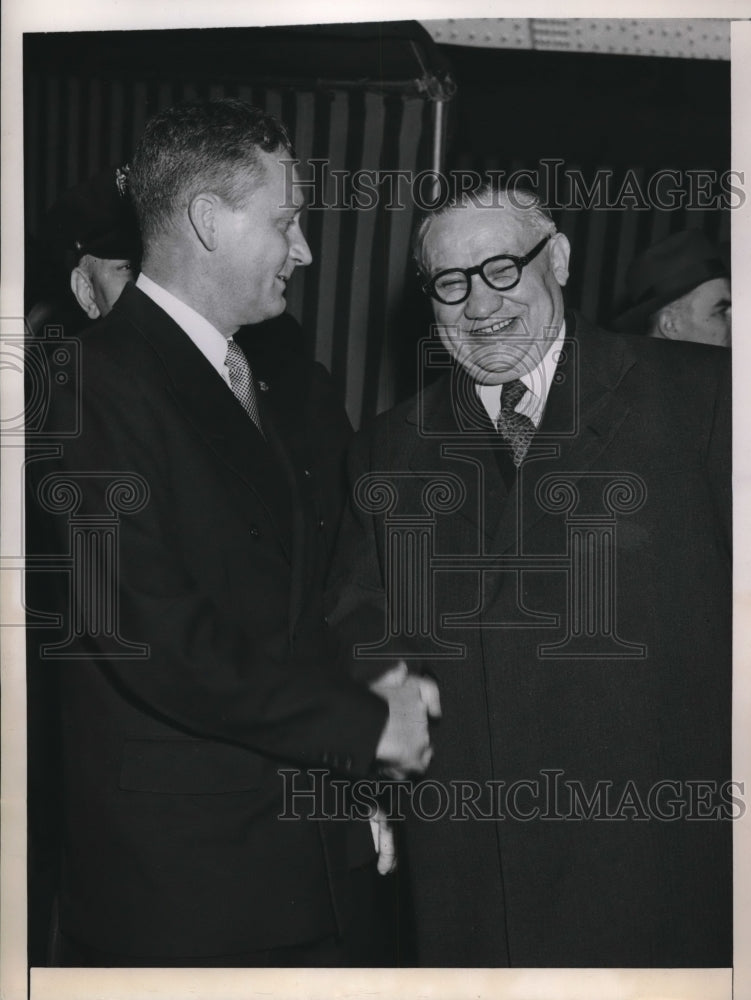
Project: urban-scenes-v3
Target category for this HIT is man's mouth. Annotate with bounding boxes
[469,317,516,336]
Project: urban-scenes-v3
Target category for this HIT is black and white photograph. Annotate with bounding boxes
[2,4,750,1000]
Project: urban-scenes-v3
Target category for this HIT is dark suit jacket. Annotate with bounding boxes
[26,284,386,959]
[329,311,732,967]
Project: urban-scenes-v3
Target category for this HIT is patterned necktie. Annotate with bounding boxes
[497,378,536,467]
[225,338,263,434]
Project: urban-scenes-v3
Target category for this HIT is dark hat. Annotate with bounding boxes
[611,230,728,332]
[39,165,141,275]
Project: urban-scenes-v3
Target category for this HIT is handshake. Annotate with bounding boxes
[371,661,441,780]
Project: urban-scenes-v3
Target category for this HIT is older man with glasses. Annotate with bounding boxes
[327,183,731,968]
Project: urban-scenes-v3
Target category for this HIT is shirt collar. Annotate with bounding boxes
[136,272,231,383]
[476,321,566,428]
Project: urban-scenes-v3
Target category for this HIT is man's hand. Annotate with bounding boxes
[371,661,441,779]
[369,808,397,875]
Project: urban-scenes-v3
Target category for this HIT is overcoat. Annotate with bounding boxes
[329,312,732,967]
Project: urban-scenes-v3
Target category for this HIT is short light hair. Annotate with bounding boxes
[413,182,557,274]
[129,98,293,248]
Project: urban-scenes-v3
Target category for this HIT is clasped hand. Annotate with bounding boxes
[371,661,441,780]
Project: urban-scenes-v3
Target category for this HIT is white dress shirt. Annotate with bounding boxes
[476,322,567,428]
[136,273,233,388]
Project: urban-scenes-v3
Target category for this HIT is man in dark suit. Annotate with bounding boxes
[26,97,439,967]
[328,184,732,967]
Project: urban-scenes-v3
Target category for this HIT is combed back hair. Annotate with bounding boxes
[412,183,557,274]
[129,98,294,247]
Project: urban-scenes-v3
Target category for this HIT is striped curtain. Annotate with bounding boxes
[25,73,441,428]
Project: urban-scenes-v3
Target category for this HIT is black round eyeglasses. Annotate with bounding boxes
[422,234,552,305]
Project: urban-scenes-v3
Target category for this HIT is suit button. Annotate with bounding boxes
[303,469,312,478]
[250,525,260,537]
[322,615,329,625]
[318,519,325,530]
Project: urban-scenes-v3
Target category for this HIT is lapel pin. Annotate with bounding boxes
[258,380,269,392]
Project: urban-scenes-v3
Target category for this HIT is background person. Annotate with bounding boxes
[611,228,731,347]
[26,165,140,334]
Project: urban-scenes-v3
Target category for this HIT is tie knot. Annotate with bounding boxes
[225,338,248,374]
[501,378,527,415]
[225,338,263,434]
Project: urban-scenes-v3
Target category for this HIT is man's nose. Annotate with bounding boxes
[464,275,504,321]
[290,226,313,268]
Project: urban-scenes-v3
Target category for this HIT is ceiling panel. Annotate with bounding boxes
[421,18,731,60]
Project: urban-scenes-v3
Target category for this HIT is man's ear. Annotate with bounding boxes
[188,193,221,252]
[70,266,101,319]
[548,232,571,287]
[655,307,678,339]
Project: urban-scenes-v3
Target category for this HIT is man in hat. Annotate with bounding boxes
[611,229,731,347]
[27,165,140,332]
[24,164,143,963]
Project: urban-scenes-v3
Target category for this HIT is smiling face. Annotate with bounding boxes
[423,203,571,384]
[212,148,312,330]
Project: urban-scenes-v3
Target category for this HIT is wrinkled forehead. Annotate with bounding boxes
[423,204,529,272]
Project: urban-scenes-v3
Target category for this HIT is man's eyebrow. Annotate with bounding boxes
[715,297,732,310]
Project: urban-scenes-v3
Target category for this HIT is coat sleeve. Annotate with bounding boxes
[326,424,426,684]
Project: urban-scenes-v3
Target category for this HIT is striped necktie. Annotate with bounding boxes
[225,338,263,434]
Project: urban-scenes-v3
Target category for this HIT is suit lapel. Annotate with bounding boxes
[406,369,510,545]
[119,285,293,559]
[403,315,638,560]
[247,361,311,636]
[492,311,637,554]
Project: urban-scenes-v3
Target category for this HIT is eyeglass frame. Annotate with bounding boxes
[421,233,553,305]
